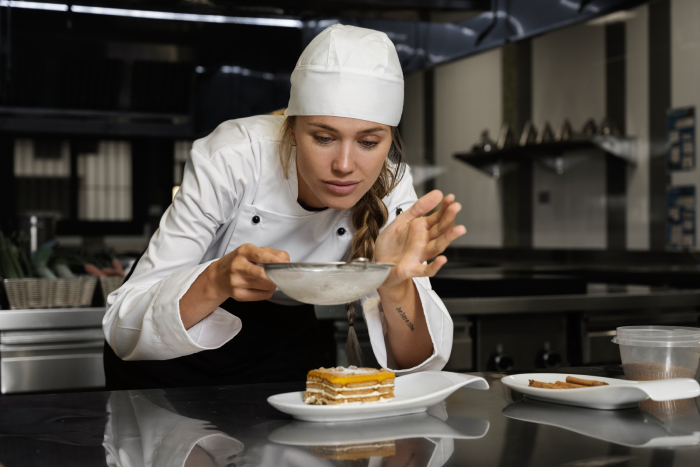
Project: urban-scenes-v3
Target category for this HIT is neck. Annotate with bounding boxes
[296,159,327,210]
[297,198,328,212]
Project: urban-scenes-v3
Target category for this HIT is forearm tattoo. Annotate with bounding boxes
[396,307,415,331]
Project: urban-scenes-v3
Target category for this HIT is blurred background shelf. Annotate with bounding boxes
[454,136,637,177]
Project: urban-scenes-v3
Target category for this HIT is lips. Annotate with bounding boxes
[324,180,360,195]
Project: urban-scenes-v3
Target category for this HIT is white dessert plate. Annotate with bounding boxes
[267,371,489,422]
[501,373,700,410]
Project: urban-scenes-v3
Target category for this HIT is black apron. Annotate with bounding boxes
[103,253,322,390]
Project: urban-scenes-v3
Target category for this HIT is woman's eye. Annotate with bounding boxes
[360,141,378,149]
[315,136,332,144]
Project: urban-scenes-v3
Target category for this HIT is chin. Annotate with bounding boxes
[322,194,362,211]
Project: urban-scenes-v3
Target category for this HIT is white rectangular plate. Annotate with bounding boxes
[501,373,700,410]
[268,371,489,422]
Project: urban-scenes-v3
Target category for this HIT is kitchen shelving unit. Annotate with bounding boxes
[454,135,636,178]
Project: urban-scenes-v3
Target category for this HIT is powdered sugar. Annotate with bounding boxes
[317,366,389,376]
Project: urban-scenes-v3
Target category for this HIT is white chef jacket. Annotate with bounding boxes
[103,114,453,374]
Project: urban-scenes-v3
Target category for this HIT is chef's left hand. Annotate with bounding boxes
[375,190,466,291]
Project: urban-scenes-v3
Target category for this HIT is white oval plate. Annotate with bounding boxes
[501,373,700,410]
[267,371,489,422]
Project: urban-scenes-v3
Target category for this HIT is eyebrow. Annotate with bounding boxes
[309,123,388,134]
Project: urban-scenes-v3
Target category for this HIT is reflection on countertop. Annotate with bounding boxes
[503,397,700,448]
[104,391,243,467]
[0,369,698,466]
[104,392,484,467]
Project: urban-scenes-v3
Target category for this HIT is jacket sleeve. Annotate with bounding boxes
[103,147,254,361]
[361,166,454,373]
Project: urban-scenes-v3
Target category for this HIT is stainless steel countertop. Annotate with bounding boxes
[0,307,106,330]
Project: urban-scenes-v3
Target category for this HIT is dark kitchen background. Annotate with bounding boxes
[1,0,699,394]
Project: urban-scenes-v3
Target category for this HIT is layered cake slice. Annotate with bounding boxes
[303,366,395,405]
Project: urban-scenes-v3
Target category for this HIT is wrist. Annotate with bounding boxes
[204,261,229,304]
[378,278,413,302]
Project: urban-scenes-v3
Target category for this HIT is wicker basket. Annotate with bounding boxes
[3,276,98,309]
[99,276,124,303]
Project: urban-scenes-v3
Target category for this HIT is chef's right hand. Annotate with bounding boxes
[209,243,289,302]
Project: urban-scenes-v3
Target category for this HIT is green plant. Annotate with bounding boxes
[0,231,25,279]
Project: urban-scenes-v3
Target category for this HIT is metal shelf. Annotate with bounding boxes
[0,107,193,137]
[454,136,636,177]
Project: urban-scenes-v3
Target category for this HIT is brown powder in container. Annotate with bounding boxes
[639,398,697,419]
[622,362,696,381]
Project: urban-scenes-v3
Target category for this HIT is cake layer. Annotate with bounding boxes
[307,366,395,386]
[305,382,393,397]
[309,441,396,460]
[303,391,394,405]
[305,388,394,401]
[307,375,395,389]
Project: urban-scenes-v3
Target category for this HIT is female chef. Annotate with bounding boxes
[102,24,466,390]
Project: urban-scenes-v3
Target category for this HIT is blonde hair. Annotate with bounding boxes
[279,115,406,366]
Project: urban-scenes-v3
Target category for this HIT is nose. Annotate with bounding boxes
[331,141,355,174]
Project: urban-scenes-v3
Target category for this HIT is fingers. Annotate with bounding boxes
[403,190,443,221]
[425,225,467,259]
[429,200,462,240]
[394,256,448,282]
[427,193,453,221]
[425,193,456,229]
[231,287,277,302]
[423,256,448,277]
[245,244,290,264]
[228,244,287,293]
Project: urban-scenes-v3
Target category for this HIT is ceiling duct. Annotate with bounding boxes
[302,0,649,74]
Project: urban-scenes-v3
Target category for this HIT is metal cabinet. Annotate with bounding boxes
[0,328,105,394]
[0,307,106,394]
[443,317,472,372]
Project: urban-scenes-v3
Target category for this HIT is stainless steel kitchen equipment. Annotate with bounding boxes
[444,317,473,372]
[0,307,105,394]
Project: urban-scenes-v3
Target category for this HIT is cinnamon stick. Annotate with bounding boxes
[554,381,587,389]
[566,376,608,387]
[528,380,562,389]
[526,378,605,389]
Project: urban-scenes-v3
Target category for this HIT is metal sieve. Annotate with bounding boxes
[261,258,393,305]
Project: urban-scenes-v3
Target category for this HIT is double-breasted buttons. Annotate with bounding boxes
[252,215,260,224]
[337,227,346,236]
[396,207,403,216]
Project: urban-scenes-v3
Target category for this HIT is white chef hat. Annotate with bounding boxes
[285,24,404,127]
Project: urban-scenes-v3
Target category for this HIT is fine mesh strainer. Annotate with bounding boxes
[261,258,393,305]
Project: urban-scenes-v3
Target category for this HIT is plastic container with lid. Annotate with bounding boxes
[612,326,700,381]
